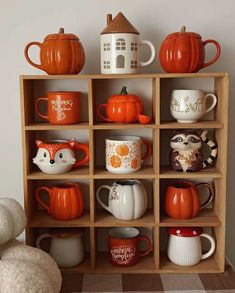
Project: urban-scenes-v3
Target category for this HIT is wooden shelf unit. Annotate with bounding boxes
[20,73,228,274]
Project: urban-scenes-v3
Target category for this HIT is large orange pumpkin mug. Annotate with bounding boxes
[159,26,221,73]
[35,91,81,125]
[165,181,214,219]
[35,182,84,220]
[24,28,85,75]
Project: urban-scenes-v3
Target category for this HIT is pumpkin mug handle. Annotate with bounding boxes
[195,182,215,209]
[139,40,156,67]
[96,185,112,213]
[138,235,151,257]
[69,141,89,168]
[200,233,216,260]
[35,97,49,120]
[24,42,43,70]
[202,39,221,69]
[96,104,112,122]
[141,140,152,162]
[35,186,52,213]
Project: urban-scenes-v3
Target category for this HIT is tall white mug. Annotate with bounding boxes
[170,90,217,123]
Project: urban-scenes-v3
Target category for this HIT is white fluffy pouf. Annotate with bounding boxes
[0,198,62,293]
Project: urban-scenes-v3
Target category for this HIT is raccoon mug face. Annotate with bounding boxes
[169,130,218,172]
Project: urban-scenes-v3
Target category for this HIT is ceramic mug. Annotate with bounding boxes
[165,181,214,219]
[35,91,81,124]
[167,227,216,266]
[96,180,147,220]
[108,227,151,266]
[35,182,84,220]
[36,229,84,268]
[33,139,89,174]
[105,136,152,174]
[170,90,217,123]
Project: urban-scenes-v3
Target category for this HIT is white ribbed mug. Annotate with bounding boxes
[167,227,215,266]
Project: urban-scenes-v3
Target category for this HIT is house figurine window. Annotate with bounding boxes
[131,60,137,68]
[104,43,111,51]
[104,61,111,69]
[131,42,137,51]
[116,38,126,50]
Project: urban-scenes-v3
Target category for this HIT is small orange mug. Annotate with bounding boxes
[35,91,81,124]
[35,182,84,220]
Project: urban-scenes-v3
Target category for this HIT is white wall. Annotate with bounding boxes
[0,0,234,265]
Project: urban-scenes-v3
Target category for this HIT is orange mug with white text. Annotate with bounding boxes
[35,91,80,124]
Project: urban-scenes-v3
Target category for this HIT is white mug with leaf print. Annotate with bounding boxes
[105,136,152,174]
[170,90,217,123]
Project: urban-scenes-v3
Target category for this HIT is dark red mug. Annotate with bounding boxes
[108,227,151,267]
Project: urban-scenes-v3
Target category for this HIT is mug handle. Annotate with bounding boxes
[204,94,217,113]
[96,185,112,213]
[70,141,89,168]
[200,233,216,260]
[141,140,152,162]
[35,97,49,120]
[96,104,112,122]
[139,40,156,67]
[138,236,151,257]
[24,42,43,70]
[35,186,52,212]
[195,182,215,209]
[36,233,52,249]
[201,39,221,69]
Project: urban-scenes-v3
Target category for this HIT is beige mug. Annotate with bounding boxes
[105,136,152,174]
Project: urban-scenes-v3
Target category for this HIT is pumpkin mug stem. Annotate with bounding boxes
[24,42,43,70]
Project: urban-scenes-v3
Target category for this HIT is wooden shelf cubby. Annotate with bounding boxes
[20,73,228,275]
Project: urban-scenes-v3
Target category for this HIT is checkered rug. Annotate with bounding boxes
[61,265,235,292]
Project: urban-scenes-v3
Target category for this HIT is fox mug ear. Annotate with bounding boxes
[35,140,43,147]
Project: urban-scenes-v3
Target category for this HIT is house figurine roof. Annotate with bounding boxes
[101,12,139,35]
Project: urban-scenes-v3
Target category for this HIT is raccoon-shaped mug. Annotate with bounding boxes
[169,130,218,172]
[33,139,89,174]
[170,90,217,123]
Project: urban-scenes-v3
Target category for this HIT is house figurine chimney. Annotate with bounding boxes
[107,14,112,25]
[100,12,155,74]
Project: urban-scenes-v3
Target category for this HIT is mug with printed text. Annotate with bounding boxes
[170,90,217,123]
[108,227,151,267]
[105,136,152,174]
[35,91,81,124]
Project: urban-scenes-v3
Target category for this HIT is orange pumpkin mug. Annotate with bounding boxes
[35,91,81,125]
[24,28,85,75]
[165,181,214,219]
[35,182,84,220]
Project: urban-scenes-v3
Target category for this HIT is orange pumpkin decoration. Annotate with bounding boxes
[24,28,85,75]
[110,155,122,168]
[131,157,139,169]
[159,26,221,73]
[96,86,144,123]
[116,144,129,156]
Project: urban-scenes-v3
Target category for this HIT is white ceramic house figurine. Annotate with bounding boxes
[101,12,156,74]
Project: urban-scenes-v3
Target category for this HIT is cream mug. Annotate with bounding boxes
[105,136,152,173]
[170,90,217,123]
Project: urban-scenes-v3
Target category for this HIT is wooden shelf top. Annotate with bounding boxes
[95,209,155,227]
[159,167,222,178]
[159,121,223,129]
[160,209,221,227]
[93,123,156,130]
[160,253,221,273]
[25,122,90,130]
[29,210,91,227]
[27,167,90,180]
[20,72,227,80]
[93,166,155,179]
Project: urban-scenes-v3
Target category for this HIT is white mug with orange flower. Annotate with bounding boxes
[105,136,152,173]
